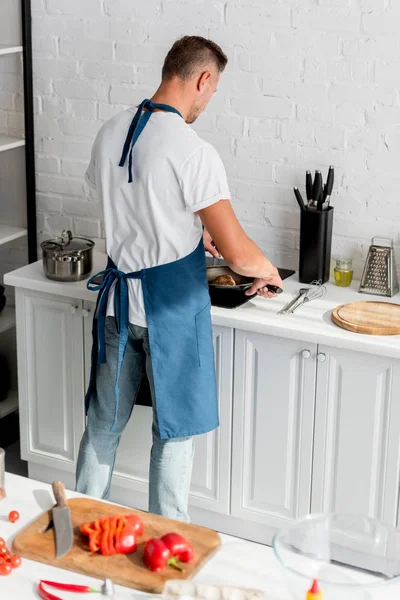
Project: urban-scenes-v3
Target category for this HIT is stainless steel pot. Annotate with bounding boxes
[41,230,95,282]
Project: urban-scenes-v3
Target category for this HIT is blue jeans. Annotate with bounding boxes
[76,317,194,522]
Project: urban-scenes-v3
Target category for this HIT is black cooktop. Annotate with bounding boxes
[207,259,295,309]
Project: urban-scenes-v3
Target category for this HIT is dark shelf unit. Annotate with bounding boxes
[21,0,37,263]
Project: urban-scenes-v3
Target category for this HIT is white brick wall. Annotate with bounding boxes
[29,0,400,277]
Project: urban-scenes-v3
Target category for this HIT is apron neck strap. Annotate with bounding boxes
[119,99,183,183]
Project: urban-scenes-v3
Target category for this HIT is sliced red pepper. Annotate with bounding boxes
[161,532,195,563]
[107,515,118,555]
[100,518,111,556]
[80,523,94,536]
[88,519,102,553]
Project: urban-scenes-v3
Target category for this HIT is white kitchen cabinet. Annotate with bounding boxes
[15,289,85,474]
[312,345,400,526]
[231,330,317,534]
[108,324,234,516]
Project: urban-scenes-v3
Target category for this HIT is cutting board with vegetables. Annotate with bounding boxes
[331,301,400,335]
[12,497,220,593]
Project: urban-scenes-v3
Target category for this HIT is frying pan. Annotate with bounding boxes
[206,266,283,294]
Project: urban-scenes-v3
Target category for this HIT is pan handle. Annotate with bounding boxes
[243,283,283,294]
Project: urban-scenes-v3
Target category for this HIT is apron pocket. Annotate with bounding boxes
[195,302,213,367]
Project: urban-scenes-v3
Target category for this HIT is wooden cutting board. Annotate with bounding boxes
[13,497,220,593]
[331,301,400,335]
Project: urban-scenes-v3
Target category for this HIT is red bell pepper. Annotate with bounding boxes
[161,532,195,563]
[143,536,192,572]
[143,538,184,572]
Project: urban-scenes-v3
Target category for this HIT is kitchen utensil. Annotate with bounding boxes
[324,165,334,204]
[207,266,283,294]
[51,481,73,559]
[41,229,95,282]
[294,187,307,212]
[299,206,333,284]
[280,282,326,315]
[359,237,399,297]
[305,170,313,203]
[331,301,400,335]
[273,513,400,599]
[13,496,221,593]
[311,170,323,208]
[278,288,308,315]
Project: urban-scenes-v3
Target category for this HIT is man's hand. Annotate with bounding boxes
[245,267,283,299]
[203,229,220,258]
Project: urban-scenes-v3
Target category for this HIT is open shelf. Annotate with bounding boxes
[0,225,27,246]
[0,306,16,335]
[0,134,25,153]
[0,391,18,419]
[0,45,23,56]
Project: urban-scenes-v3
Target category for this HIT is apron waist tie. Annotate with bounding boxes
[87,258,142,430]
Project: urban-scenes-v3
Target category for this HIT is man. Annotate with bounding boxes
[76,36,283,522]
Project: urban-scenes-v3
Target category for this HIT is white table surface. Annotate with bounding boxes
[0,473,290,599]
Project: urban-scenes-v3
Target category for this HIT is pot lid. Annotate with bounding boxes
[41,230,94,253]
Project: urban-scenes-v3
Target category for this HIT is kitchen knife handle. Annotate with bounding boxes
[325,165,334,198]
[52,481,68,508]
[305,170,313,202]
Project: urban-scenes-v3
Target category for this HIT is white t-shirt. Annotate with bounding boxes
[85,108,231,327]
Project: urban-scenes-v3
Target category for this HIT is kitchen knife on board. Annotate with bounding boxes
[52,480,73,559]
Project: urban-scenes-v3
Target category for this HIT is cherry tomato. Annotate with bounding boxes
[10,555,21,569]
[8,510,19,523]
[0,547,8,556]
[0,538,6,547]
[0,562,12,576]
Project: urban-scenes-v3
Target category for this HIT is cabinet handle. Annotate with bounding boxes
[82,308,91,318]
[317,353,326,363]
[302,349,311,359]
[70,305,78,315]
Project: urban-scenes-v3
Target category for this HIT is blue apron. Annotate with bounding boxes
[85,99,218,440]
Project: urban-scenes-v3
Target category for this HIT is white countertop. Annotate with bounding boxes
[1,473,289,599]
[4,253,400,359]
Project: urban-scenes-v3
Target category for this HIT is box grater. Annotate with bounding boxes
[359,237,399,297]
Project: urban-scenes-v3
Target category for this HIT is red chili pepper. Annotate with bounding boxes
[38,581,62,600]
[161,532,195,563]
[143,538,183,572]
[40,580,98,593]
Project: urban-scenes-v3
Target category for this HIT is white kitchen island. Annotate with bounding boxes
[0,473,290,599]
[4,254,400,545]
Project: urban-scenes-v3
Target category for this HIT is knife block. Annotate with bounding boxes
[299,207,334,284]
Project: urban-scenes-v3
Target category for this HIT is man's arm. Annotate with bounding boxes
[198,200,283,297]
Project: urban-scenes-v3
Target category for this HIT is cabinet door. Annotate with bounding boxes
[109,324,233,515]
[312,345,400,525]
[16,290,84,472]
[189,325,233,514]
[231,331,317,531]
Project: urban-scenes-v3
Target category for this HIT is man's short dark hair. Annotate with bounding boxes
[162,36,228,81]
